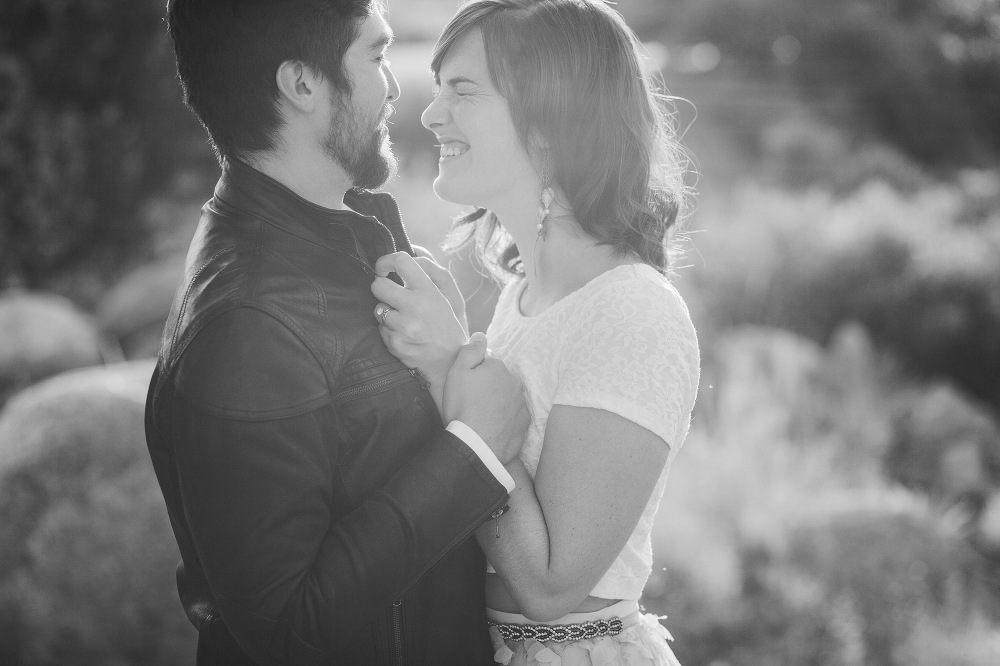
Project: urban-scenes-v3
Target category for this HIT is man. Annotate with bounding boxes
[145,1,529,664]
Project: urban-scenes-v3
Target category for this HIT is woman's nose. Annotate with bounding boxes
[421,92,446,130]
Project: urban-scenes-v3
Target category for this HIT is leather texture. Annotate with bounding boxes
[145,158,507,666]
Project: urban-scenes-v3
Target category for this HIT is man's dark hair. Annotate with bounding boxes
[168,0,376,161]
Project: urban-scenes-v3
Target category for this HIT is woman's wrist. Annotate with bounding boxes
[429,382,446,414]
[504,457,532,485]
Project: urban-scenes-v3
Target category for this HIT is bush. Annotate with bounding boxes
[0,290,110,407]
[688,179,1000,414]
[758,112,931,195]
[0,361,196,665]
[885,383,1000,501]
[782,502,986,665]
[0,0,213,299]
[659,0,1000,168]
[648,477,995,666]
[895,613,1000,666]
[96,255,186,360]
[645,322,1000,666]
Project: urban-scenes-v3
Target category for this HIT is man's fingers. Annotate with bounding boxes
[454,331,488,370]
[374,251,434,289]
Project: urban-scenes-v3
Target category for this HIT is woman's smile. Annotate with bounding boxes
[421,29,538,210]
[437,140,470,160]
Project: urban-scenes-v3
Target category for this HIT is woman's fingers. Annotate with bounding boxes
[377,320,403,356]
[376,310,427,370]
[372,251,459,318]
[414,256,453,292]
[374,251,435,290]
[372,251,401,277]
[371,275,409,311]
[413,255,445,275]
[413,257,468,333]
[411,244,437,261]
[373,302,397,329]
[370,252,467,388]
[454,331,488,369]
[377,315,394,343]
[374,301,431,345]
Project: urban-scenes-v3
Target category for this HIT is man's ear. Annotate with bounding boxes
[275,60,323,114]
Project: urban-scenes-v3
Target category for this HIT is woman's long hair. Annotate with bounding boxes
[431,0,692,280]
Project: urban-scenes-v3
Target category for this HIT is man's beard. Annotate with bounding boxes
[324,92,397,190]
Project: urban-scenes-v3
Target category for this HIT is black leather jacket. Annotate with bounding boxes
[145,159,508,666]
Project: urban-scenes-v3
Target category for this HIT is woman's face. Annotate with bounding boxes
[421,29,538,211]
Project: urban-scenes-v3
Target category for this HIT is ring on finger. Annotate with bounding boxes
[375,304,392,326]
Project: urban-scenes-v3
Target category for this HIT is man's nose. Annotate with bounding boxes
[385,65,400,103]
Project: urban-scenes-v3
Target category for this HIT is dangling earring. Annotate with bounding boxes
[537,152,554,240]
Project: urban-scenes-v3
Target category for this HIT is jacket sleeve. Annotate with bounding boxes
[164,306,508,665]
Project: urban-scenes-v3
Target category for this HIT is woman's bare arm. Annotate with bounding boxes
[476,404,669,621]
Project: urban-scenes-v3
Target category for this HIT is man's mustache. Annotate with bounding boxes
[379,104,395,127]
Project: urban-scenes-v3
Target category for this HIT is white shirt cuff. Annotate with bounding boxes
[446,420,515,493]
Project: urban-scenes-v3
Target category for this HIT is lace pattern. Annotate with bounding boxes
[486,264,700,600]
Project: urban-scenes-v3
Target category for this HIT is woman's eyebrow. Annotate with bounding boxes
[444,76,478,87]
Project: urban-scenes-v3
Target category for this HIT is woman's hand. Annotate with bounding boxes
[371,251,468,410]
[411,245,469,336]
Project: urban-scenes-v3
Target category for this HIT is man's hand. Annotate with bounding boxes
[443,333,529,465]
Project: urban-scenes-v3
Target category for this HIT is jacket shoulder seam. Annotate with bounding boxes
[168,243,240,358]
[171,302,337,405]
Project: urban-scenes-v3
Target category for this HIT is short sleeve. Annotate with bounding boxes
[552,279,700,453]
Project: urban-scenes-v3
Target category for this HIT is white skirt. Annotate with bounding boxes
[487,600,683,666]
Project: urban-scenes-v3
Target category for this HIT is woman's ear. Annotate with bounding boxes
[527,129,550,157]
[527,130,551,181]
[275,60,323,114]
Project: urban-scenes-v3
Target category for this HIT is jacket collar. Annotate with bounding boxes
[212,158,413,269]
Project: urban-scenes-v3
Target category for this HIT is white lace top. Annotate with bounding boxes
[485,263,700,600]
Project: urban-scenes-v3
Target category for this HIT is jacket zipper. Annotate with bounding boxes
[333,218,500,664]
[334,371,409,401]
[391,598,404,666]
[388,493,508,614]
[380,496,506,665]
[381,196,413,253]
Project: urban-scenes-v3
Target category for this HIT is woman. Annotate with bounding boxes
[371,1,700,664]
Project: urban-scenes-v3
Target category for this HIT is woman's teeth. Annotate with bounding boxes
[439,143,469,158]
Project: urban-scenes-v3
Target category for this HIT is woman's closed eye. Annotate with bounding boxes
[432,87,467,102]
[432,78,482,101]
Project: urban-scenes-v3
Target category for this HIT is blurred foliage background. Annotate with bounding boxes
[1,0,999,664]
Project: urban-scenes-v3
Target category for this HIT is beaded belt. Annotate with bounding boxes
[489,616,624,642]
